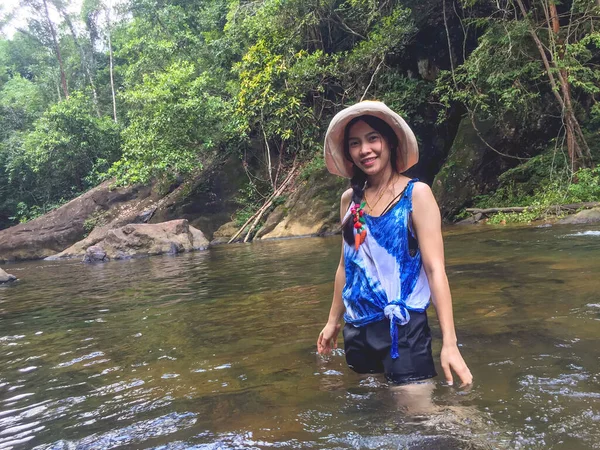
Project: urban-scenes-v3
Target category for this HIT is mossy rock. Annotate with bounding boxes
[432,118,503,219]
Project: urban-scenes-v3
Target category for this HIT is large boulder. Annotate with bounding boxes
[0,267,17,283]
[48,219,209,261]
[210,220,240,245]
[432,118,513,220]
[257,168,347,240]
[557,207,600,225]
[0,180,155,263]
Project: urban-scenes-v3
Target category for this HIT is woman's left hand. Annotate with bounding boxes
[440,343,473,386]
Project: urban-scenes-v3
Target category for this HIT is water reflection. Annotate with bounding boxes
[0,225,599,448]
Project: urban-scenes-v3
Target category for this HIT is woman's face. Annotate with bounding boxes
[347,120,392,177]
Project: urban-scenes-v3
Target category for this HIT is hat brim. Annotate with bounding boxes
[323,101,419,178]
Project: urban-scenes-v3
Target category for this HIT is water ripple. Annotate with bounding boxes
[34,412,197,450]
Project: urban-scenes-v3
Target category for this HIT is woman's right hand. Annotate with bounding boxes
[317,322,342,355]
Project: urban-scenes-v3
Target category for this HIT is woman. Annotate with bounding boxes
[317,101,472,386]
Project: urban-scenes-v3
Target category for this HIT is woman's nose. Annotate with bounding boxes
[359,143,371,155]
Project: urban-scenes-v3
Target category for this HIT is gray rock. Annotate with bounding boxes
[456,217,478,225]
[134,207,156,224]
[83,245,109,263]
[50,219,209,261]
[455,212,484,225]
[557,207,600,225]
[0,267,17,283]
[209,237,231,245]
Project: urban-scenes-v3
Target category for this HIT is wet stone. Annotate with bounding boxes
[83,245,109,263]
[0,267,17,283]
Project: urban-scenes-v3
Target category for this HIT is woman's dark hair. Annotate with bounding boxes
[342,115,400,246]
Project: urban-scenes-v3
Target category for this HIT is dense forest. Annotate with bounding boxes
[1,0,599,229]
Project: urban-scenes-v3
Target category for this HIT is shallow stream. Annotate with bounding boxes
[1,224,599,449]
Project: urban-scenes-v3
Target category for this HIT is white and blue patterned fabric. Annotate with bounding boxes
[342,179,431,359]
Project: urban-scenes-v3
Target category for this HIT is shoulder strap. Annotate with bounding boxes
[379,178,418,216]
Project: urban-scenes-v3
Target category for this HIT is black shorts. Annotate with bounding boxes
[343,311,437,384]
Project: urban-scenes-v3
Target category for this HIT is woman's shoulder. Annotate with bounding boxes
[340,188,353,218]
[410,181,439,210]
[341,188,353,203]
[410,180,432,196]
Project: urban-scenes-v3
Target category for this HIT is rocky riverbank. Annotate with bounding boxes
[1,152,598,264]
[0,159,346,263]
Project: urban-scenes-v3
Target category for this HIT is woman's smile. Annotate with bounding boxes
[361,156,377,167]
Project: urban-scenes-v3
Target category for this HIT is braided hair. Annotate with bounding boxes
[342,115,399,246]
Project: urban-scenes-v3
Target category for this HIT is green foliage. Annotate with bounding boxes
[2,0,600,232]
[435,20,543,125]
[83,209,109,234]
[346,6,414,66]
[233,181,263,227]
[111,61,230,184]
[0,75,45,131]
[233,42,321,158]
[300,153,326,180]
[10,198,68,223]
[272,194,287,207]
[5,92,121,219]
[11,202,42,224]
[378,74,433,125]
[481,166,600,224]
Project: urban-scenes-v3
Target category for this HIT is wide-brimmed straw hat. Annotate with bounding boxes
[323,101,419,178]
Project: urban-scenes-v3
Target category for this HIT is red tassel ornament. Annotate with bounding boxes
[350,201,367,250]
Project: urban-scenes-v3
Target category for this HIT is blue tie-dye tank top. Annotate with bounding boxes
[341,179,431,359]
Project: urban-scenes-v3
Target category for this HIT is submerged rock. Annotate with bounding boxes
[49,219,209,261]
[0,267,17,283]
[456,212,484,225]
[83,245,109,263]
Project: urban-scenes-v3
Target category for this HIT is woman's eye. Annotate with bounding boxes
[368,135,379,142]
[349,141,359,147]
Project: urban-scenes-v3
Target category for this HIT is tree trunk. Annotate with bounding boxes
[42,0,68,99]
[515,0,591,170]
[106,7,118,123]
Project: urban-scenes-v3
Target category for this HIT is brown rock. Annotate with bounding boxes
[49,219,209,261]
[150,157,247,238]
[254,206,286,239]
[258,169,346,241]
[0,180,154,263]
[432,117,510,220]
[212,220,239,239]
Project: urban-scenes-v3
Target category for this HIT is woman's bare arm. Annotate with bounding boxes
[411,182,473,385]
[317,189,352,355]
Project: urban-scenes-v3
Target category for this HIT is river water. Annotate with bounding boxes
[0,224,599,449]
